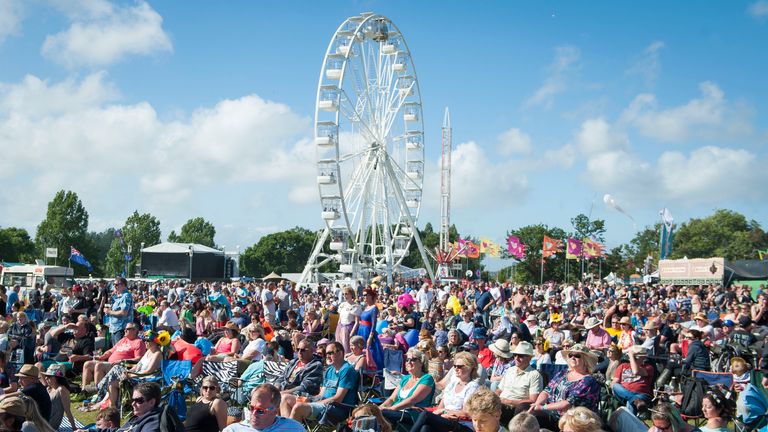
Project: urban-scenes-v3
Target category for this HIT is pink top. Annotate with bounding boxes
[585,328,613,350]
[108,338,146,363]
[215,337,235,355]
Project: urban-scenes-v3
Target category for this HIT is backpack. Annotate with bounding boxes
[680,377,707,417]
[159,400,186,432]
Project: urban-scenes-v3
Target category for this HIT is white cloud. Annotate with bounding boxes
[0,0,23,43]
[525,46,580,109]
[497,128,532,156]
[657,146,767,204]
[0,73,315,231]
[626,40,664,87]
[422,141,528,210]
[748,1,768,19]
[575,117,629,155]
[621,81,730,142]
[42,0,172,67]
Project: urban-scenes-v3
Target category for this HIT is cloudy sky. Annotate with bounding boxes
[1,1,767,266]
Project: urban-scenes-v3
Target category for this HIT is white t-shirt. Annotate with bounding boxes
[443,376,481,410]
[416,289,434,312]
[158,308,179,330]
[337,302,362,325]
[243,338,266,361]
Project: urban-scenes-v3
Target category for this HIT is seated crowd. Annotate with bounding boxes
[0,276,766,432]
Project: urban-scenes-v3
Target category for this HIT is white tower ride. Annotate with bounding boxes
[439,108,452,252]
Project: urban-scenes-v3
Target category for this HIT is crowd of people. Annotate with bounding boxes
[0,275,766,432]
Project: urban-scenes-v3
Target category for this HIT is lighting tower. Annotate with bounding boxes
[439,107,452,251]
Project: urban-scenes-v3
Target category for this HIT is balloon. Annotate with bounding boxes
[404,329,420,347]
[376,319,388,333]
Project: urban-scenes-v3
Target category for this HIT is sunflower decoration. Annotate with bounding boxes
[156,330,171,347]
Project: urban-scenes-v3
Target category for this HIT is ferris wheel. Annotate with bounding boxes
[298,12,435,287]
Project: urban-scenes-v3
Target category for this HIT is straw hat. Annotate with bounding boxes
[619,316,632,325]
[510,341,535,357]
[642,321,658,330]
[17,364,39,378]
[626,345,648,356]
[694,313,708,321]
[224,322,239,331]
[0,396,26,417]
[584,317,601,330]
[489,339,512,358]
[561,343,599,361]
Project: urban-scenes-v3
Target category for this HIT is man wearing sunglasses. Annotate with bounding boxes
[282,341,359,422]
[117,381,172,432]
[275,339,323,397]
[224,384,305,432]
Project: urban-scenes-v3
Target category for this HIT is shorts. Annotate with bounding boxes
[308,402,351,423]
[308,402,329,420]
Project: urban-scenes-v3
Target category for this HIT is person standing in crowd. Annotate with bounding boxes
[336,286,361,353]
[262,283,278,327]
[104,277,133,346]
[358,288,383,369]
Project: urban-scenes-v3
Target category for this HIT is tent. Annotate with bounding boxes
[141,243,225,281]
[262,272,287,282]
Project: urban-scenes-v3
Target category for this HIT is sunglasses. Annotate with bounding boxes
[568,353,582,360]
[405,357,420,363]
[201,386,217,391]
[325,350,337,356]
[297,348,310,352]
[131,397,147,404]
[250,405,277,416]
[454,364,466,369]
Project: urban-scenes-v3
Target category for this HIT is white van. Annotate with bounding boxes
[0,264,74,289]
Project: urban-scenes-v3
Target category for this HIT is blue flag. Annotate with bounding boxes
[70,246,94,272]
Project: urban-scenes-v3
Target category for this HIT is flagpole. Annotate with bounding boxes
[540,249,544,285]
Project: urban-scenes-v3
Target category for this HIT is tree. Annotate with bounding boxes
[34,190,90,273]
[240,227,317,276]
[506,224,567,284]
[105,211,162,277]
[170,217,217,247]
[672,209,768,260]
[0,227,36,263]
[570,214,606,242]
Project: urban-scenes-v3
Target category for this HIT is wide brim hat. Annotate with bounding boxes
[43,363,67,378]
[584,317,601,330]
[561,343,599,361]
[619,316,632,325]
[642,321,658,330]
[526,315,537,322]
[17,364,39,378]
[627,345,648,356]
[694,313,708,321]
[224,322,239,331]
[489,339,512,358]
[472,327,488,340]
[510,341,535,357]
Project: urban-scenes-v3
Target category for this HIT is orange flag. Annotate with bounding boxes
[465,241,480,258]
[542,235,562,258]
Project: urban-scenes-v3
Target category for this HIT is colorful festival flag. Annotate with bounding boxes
[542,235,562,258]
[506,235,525,259]
[566,238,582,260]
[582,238,603,259]
[465,241,480,259]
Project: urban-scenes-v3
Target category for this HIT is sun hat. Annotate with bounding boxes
[488,339,512,358]
[561,343,599,360]
[642,321,658,330]
[584,317,601,330]
[43,363,67,378]
[472,327,488,340]
[0,396,26,417]
[510,341,535,357]
[619,316,632,325]
[627,345,648,356]
[17,364,39,378]
[526,315,537,322]
[694,313,708,321]
[224,322,239,331]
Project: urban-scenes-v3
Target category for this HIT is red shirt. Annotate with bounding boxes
[614,362,654,395]
[172,338,203,365]
[477,347,493,369]
[108,337,146,363]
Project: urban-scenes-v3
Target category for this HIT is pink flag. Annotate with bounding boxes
[506,235,525,259]
[566,238,582,259]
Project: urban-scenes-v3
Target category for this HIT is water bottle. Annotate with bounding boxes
[671,376,679,393]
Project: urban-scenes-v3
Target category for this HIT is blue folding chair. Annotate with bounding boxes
[161,360,193,421]
[693,369,734,390]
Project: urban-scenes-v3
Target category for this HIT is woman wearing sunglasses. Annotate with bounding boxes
[379,348,435,429]
[185,376,228,432]
[528,343,600,431]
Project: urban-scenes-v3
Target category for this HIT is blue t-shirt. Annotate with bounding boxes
[321,362,359,405]
[476,291,494,312]
[6,292,18,314]
[107,291,133,332]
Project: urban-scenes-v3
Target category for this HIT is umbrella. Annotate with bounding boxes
[262,272,287,282]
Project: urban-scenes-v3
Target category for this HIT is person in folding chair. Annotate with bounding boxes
[282,341,359,424]
[610,345,654,415]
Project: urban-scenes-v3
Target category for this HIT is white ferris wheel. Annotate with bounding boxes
[298,12,435,287]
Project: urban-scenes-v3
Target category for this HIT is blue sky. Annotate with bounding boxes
[1,1,767,268]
